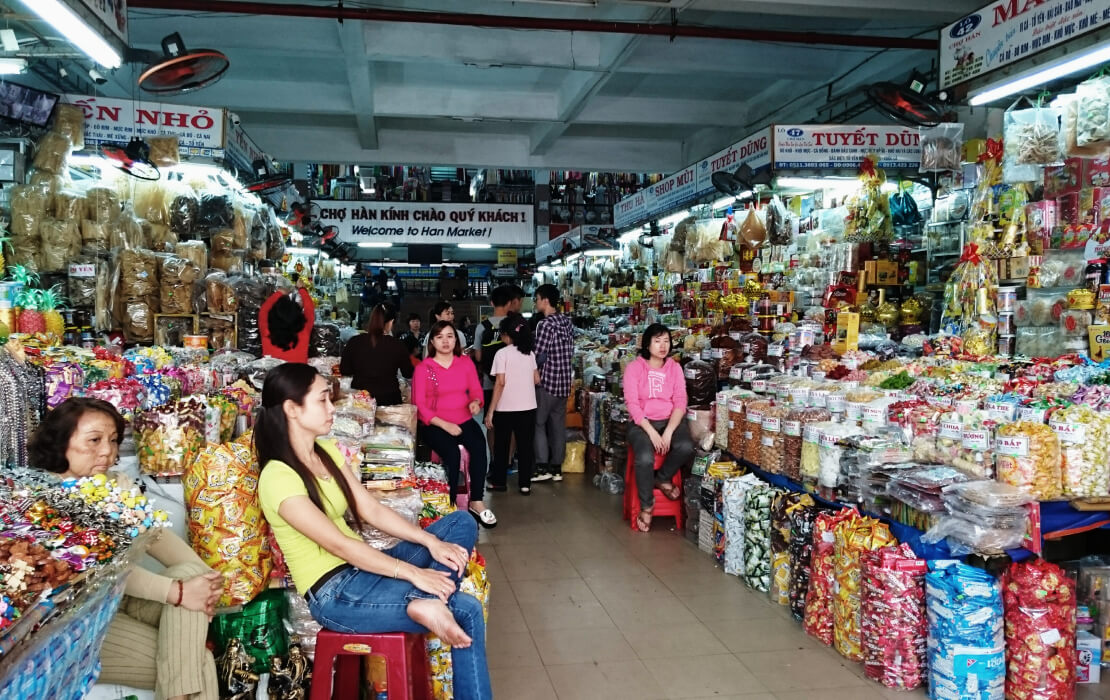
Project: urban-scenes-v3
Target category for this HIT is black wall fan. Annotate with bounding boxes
[711,163,771,196]
[100,137,160,180]
[245,158,292,196]
[136,32,229,96]
[863,72,948,127]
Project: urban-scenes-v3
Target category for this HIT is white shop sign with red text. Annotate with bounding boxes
[649,164,698,216]
[940,0,1110,89]
[613,188,655,230]
[773,124,922,170]
[695,127,773,195]
[64,94,226,154]
[323,201,535,246]
[73,0,128,42]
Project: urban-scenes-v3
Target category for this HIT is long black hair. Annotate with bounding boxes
[499,312,534,355]
[429,300,453,327]
[425,320,462,358]
[639,323,673,359]
[267,294,308,351]
[254,363,363,531]
[365,303,396,347]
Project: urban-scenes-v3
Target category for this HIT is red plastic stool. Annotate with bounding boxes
[430,446,471,511]
[310,629,432,700]
[621,450,684,531]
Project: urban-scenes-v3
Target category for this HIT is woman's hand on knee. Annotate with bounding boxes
[428,539,470,575]
[409,567,457,603]
[175,572,223,614]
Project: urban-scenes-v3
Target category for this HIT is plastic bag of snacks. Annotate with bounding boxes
[742,484,777,592]
[727,395,747,456]
[953,417,996,479]
[52,103,85,150]
[183,434,273,607]
[133,397,206,475]
[832,515,895,662]
[1076,76,1110,148]
[1003,559,1077,700]
[760,405,788,474]
[920,123,964,172]
[801,420,831,486]
[770,493,813,606]
[210,588,288,673]
[788,505,819,621]
[805,508,858,646]
[926,560,1005,700]
[1049,404,1110,498]
[861,544,927,691]
[995,421,1062,500]
[722,475,759,576]
[743,399,771,466]
[1004,100,1063,166]
[159,255,199,314]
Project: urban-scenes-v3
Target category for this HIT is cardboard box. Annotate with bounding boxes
[1078,631,1102,684]
[1089,324,1110,362]
[1045,158,1088,198]
[1090,156,1110,188]
[864,260,899,285]
[997,256,1030,281]
[832,311,859,354]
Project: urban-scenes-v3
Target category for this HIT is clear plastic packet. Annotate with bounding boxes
[920,123,963,172]
[1076,76,1110,148]
[765,195,792,246]
[51,103,84,151]
[995,421,1062,499]
[1004,100,1063,165]
[159,255,199,314]
[32,130,71,174]
[922,513,1026,555]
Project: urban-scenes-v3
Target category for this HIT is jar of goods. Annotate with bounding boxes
[784,407,832,482]
[761,405,789,474]
[744,399,772,466]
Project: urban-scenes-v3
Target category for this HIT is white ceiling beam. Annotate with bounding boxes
[361,22,604,70]
[339,21,378,150]
[375,85,560,122]
[688,0,980,20]
[620,37,870,79]
[577,95,747,127]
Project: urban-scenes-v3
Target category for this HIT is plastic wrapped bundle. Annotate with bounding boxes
[727,395,746,456]
[788,504,819,621]
[926,560,1005,700]
[833,515,895,661]
[210,588,288,673]
[284,589,321,659]
[134,397,206,475]
[760,405,788,474]
[39,218,81,273]
[32,131,71,174]
[1050,404,1110,498]
[805,508,859,645]
[183,434,273,607]
[1002,559,1077,700]
[995,421,1062,500]
[310,322,341,358]
[175,240,208,274]
[770,492,814,606]
[722,474,761,576]
[169,188,200,237]
[783,407,830,482]
[743,399,772,466]
[52,103,85,150]
[199,193,235,229]
[861,544,927,691]
[743,484,777,591]
[159,255,199,314]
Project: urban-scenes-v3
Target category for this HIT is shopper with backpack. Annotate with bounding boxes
[484,313,540,494]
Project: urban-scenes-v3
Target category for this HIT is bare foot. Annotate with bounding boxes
[408,598,472,648]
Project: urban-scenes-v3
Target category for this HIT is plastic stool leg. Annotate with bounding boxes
[335,653,362,699]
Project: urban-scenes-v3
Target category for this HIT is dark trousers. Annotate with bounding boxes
[626,418,694,510]
[490,409,536,489]
[418,419,488,502]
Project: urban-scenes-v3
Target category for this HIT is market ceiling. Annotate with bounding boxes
[8,0,984,171]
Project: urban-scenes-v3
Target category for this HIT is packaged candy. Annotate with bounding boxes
[788,504,819,621]
[743,399,771,466]
[133,397,206,475]
[995,421,1063,500]
[800,421,830,486]
[1003,559,1077,700]
[783,407,829,482]
[926,560,1005,700]
[770,493,813,606]
[183,433,272,607]
[721,475,761,577]
[833,515,895,661]
[1049,404,1110,498]
[861,544,928,690]
[742,484,777,592]
[805,508,858,646]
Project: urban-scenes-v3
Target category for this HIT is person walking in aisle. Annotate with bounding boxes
[423,301,467,356]
[531,284,574,482]
[413,321,497,528]
[474,285,525,451]
[623,323,693,532]
[339,304,414,406]
[255,364,490,698]
[484,313,540,494]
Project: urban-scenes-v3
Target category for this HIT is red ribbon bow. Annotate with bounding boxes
[979,138,1003,164]
[959,243,982,265]
[859,156,877,178]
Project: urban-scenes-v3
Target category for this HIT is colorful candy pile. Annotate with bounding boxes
[861,544,927,690]
[1003,559,1077,700]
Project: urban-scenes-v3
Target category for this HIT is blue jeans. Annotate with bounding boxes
[306,511,491,699]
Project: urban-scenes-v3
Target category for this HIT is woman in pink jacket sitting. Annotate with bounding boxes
[413,320,496,529]
[622,323,694,532]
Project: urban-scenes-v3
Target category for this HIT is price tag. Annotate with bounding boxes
[939,421,963,440]
[711,348,724,359]
[845,402,863,421]
[819,432,840,448]
[768,345,784,357]
[791,388,810,406]
[747,411,763,424]
[862,406,886,424]
[930,396,954,408]
[955,398,980,414]
[986,401,1017,422]
[728,398,746,412]
[803,424,820,442]
[1050,421,1087,444]
[752,379,767,393]
[742,369,757,382]
[687,410,697,422]
[828,395,846,413]
[1040,629,1062,645]
[843,357,859,370]
[762,417,781,432]
[729,366,745,380]
[685,368,698,380]
[811,371,826,380]
[700,349,712,360]
[68,263,96,278]
[995,434,1029,456]
[729,332,742,341]
[962,429,992,451]
[762,436,775,447]
[1019,406,1047,423]
[784,420,802,437]
[810,390,828,408]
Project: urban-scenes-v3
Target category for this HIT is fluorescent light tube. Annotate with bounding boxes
[584,249,620,257]
[0,58,26,75]
[0,30,19,53]
[285,247,320,255]
[358,241,392,248]
[657,210,689,229]
[565,252,582,262]
[458,243,492,249]
[20,0,122,69]
[969,43,1110,106]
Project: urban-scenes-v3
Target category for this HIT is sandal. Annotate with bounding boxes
[485,482,508,493]
[635,509,653,533]
[468,508,498,529]
[656,481,681,501]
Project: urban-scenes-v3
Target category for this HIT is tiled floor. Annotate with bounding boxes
[481,474,1110,700]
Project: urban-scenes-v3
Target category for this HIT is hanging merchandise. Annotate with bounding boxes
[738,205,766,249]
[1004,97,1064,168]
[919,123,964,173]
[889,184,922,227]
[1075,75,1110,149]
[844,156,893,242]
[765,195,792,246]
[940,243,999,355]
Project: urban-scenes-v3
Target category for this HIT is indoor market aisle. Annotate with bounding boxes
[481,475,1110,700]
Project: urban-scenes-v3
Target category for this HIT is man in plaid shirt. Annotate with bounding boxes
[532,284,574,482]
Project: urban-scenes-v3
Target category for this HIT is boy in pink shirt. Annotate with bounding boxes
[622,324,694,532]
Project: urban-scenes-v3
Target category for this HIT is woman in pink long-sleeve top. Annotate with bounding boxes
[622,323,694,532]
[413,320,496,528]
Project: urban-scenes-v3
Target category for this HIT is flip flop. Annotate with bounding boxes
[469,508,498,529]
[656,482,681,501]
[635,509,652,533]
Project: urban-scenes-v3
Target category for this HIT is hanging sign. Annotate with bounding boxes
[224,115,268,174]
[497,249,519,265]
[324,201,535,246]
[613,188,655,229]
[695,127,773,196]
[648,164,697,215]
[73,0,128,43]
[772,124,922,170]
[939,0,1110,89]
[64,94,226,155]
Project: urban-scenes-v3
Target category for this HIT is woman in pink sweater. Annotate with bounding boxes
[413,321,496,528]
[622,323,694,532]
